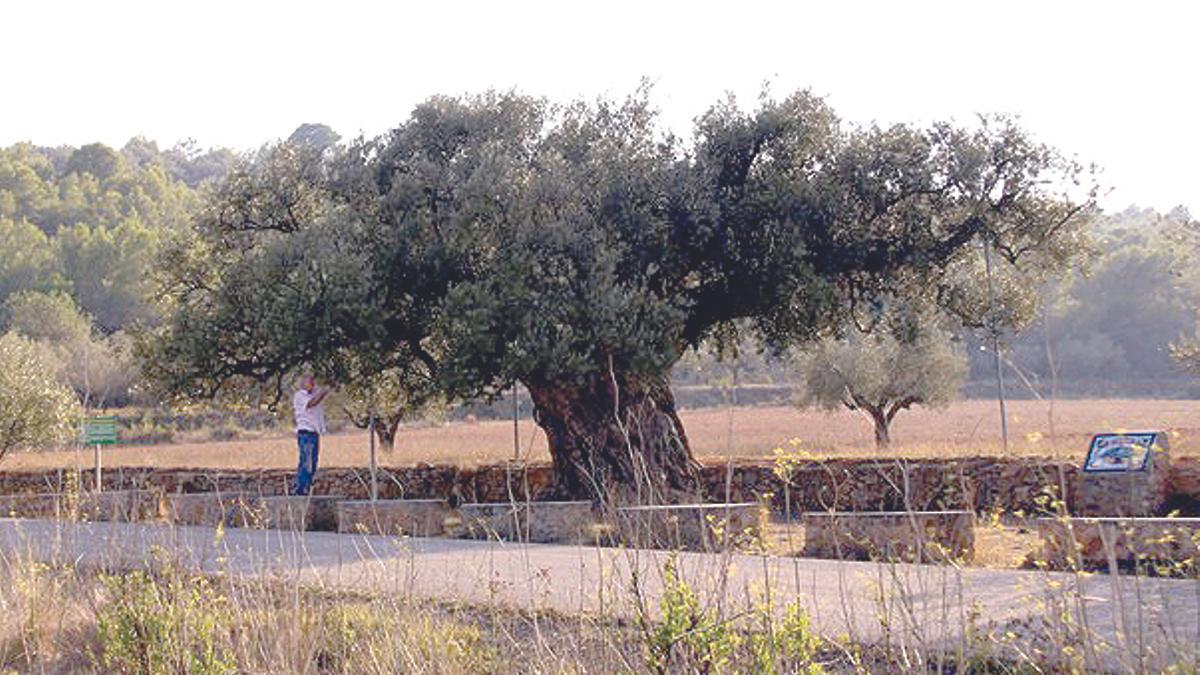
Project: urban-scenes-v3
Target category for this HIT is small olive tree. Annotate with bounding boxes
[796,323,966,448]
[337,367,448,452]
[0,332,81,461]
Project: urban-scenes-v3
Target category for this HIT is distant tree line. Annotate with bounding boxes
[977,206,1200,398]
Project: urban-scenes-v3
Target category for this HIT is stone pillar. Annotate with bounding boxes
[1076,432,1169,517]
[800,510,976,562]
[166,492,262,527]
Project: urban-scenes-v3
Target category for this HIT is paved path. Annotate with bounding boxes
[0,518,1197,670]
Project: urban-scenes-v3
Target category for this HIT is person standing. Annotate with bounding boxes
[292,374,330,496]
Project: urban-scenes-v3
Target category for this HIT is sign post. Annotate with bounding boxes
[82,416,118,492]
[368,414,378,502]
[982,236,1009,453]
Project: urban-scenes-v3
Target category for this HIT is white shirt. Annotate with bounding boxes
[293,389,327,434]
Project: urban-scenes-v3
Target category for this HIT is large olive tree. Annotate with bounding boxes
[145,91,1090,504]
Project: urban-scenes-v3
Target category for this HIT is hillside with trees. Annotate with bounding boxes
[0,138,231,407]
[979,206,1200,398]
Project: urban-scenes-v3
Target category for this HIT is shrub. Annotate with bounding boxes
[0,332,80,461]
[95,570,234,674]
[640,557,740,673]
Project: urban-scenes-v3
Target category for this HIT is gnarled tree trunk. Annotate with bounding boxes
[526,370,702,505]
[868,406,891,448]
[375,417,399,452]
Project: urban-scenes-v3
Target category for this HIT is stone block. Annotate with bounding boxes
[0,490,160,522]
[257,495,341,531]
[1168,458,1200,500]
[800,510,976,563]
[336,499,451,536]
[612,503,767,551]
[0,493,68,519]
[456,501,597,544]
[82,490,161,522]
[1036,517,1200,568]
[166,492,262,528]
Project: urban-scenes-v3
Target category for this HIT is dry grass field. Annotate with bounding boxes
[6,398,1199,471]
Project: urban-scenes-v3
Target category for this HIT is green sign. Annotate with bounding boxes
[83,416,118,445]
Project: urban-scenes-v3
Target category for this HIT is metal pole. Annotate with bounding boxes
[94,442,102,493]
[512,383,520,461]
[982,236,1010,453]
[368,414,378,502]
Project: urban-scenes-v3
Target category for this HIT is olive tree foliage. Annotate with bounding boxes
[793,176,1091,449]
[795,308,968,448]
[145,89,1093,503]
[140,139,382,405]
[139,135,442,444]
[0,332,80,462]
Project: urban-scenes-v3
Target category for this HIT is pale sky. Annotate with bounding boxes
[2,0,1196,214]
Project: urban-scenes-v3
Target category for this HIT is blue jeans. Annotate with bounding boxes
[293,431,320,496]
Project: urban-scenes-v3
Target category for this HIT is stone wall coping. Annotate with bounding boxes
[337,498,447,506]
[801,510,975,517]
[615,503,759,512]
[260,495,343,502]
[90,489,150,494]
[1037,516,1200,524]
[0,489,149,498]
[0,456,1079,482]
[461,500,592,508]
[168,491,257,498]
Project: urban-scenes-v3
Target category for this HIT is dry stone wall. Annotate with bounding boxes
[0,456,1113,515]
[1168,457,1200,505]
[704,458,1080,515]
